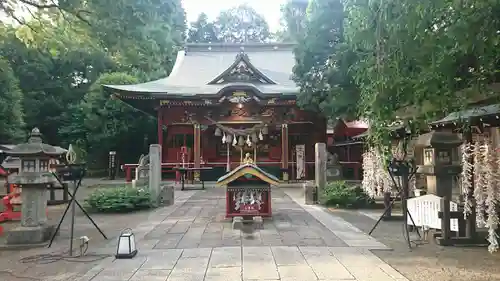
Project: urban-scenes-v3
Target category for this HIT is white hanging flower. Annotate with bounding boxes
[473,138,487,227]
[232,135,237,146]
[222,133,227,144]
[362,149,377,197]
[460,142,474,217]
[481,140,499,253]
[259,130,263,140]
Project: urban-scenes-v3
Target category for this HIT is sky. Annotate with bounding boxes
[182,0,287,32]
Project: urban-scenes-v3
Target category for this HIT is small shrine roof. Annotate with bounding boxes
[429,104,500,125]
[216,163,280,186]
[104,43,299,97]
[6,128,67,157]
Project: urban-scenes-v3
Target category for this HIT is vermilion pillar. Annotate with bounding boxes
[193,123,201,181]
[281,123,289,181]
[157,109,163,149]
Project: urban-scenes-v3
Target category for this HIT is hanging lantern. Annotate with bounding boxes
[226,134,232,143]
[259,130,264,140]
[215,127,222,137]
[116,228,137,259]
[222,133,227,144]
[251,133,258,143]
[246,135,252,147]
[262,125,268,135]
[238,136,245,146]
[233,135,237,146]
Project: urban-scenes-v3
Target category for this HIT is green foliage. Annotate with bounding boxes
[0,57,25,143]
[292,0,500,149]
[215,4,270,43]
[59,72,156,166]
[276,0,309,42]
[188,4,271,43]
[293,0,359,119]
[84,186,153,213]
[0,0,185,165]
[188,13,220,43]
[321,181,374,209]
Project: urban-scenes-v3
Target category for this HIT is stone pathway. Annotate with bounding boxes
[78,187,408,281]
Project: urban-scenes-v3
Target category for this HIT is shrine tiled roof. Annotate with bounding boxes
[429,104,500,125]
[216,163,280,186]
[103,43,299,97]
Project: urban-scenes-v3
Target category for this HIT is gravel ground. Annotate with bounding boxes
[330,208,500,281]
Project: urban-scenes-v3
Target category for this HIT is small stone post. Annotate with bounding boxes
[149,144,162,206]
[315,143,327,204]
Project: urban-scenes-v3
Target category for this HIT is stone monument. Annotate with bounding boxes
[148,144,174,206]
[326,152,343,181]
[5,128,65,245]
[315,143,327,204]
[132,154,150,188]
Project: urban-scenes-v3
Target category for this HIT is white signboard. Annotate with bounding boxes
[407,194,459,232]
[296,144,305,180]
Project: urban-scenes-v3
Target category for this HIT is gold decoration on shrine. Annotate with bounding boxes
[243,153,254,164]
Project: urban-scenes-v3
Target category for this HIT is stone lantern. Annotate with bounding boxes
[414,131,462,199]
[5,127,65,245]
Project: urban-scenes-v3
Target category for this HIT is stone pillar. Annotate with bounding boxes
[149,144,162,206]
[315,143,327,204]
[281,123,289,181]
[193,123,201,181]
[22,187,48,227]
[7,186,54,245]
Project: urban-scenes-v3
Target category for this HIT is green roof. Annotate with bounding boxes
[104,43,299,97]
[430,104,500,125]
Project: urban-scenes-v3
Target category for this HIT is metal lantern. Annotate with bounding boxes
[251,133,258,143]
[262,125,268,135]
[116,228,137,259]
[232,135,237,146]
[222,133,227,144]
[259,130,264,140]
[214,127,222,137]
[238,136,245,146]
[246,135,252,147]
[226,134,232,143]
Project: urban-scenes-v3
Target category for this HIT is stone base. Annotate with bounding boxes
[159,185,174,206]
[252,216,263,229]
[232,216,243,230]
[6,224,55,245]
[303,183,317,205]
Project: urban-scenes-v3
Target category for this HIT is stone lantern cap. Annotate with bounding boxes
[5,128,66,157]
[414,131,462,148]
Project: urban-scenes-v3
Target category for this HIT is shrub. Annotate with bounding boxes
[321,181,375,209]
[84,186,153,213]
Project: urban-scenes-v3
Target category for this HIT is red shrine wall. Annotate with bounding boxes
[157,104,326,177]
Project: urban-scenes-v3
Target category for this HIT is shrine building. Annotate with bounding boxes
[103,43,327,181]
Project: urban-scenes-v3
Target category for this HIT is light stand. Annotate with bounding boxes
[368,159,421,249]
[48,164,107,256]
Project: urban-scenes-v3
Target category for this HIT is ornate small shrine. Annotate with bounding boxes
[216,153,279,218]
[103,43,327,182]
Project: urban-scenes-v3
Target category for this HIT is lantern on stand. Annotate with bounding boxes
[116,228,137,259]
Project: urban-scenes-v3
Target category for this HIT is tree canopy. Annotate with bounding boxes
[0,0,186,170]
[187,4,271,43]
[292,0,500,145]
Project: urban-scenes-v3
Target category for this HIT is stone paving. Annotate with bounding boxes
[78,187,409,281]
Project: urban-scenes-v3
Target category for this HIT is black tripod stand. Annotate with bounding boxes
[368,159,421,249]
[48,164,107,256]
